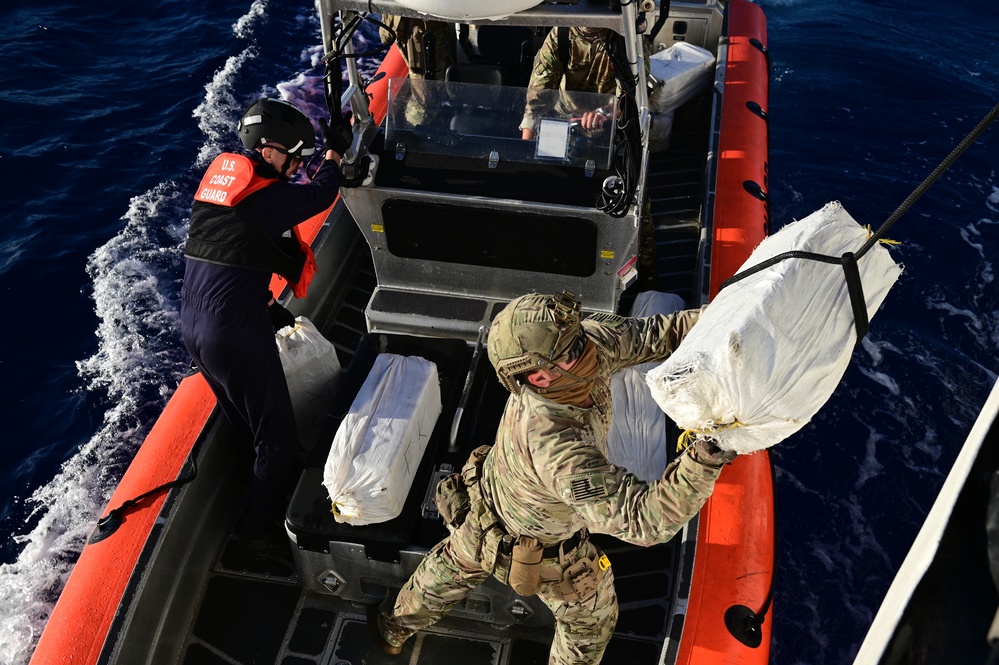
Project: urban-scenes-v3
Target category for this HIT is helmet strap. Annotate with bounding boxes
[260,144,296,181]
[277,156,293,180]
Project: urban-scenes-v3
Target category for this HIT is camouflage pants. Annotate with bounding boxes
[379,517,619,664]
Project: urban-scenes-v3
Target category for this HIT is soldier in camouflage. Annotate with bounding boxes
[520,27,618,140]
[375,291,736,663]
[379,15,457,81]
[520,28,658,288]
[380,15,457,126]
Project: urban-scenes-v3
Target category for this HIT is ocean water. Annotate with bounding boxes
[0,0,996,663]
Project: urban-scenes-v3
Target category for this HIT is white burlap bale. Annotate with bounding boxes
[607,292,687,481]
[646,202,903,454]
[322,353,442,525]
[276,317,342,449]
[648,42,716,114]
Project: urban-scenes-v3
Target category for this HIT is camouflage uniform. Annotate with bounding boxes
[380,15,457,126]
[379,307,726,664]
[520,27,617,134]
[380,15,457,81]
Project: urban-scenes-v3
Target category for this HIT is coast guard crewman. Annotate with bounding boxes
[180,98,351,560]
[375,291,737,663]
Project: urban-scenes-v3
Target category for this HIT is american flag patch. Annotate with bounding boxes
[565,473,607,501]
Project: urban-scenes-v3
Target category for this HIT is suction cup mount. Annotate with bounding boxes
[725,604,763,648]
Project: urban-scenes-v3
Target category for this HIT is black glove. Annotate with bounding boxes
[268,301,296,332]
[691,437,738,467]
[320,112,353,156]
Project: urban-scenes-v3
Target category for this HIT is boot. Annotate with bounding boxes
[368,602,403,655]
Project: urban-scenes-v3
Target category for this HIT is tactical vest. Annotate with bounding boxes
[185,152,315,297]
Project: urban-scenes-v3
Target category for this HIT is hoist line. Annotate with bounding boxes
[855,101,999,259]
[718,101,999,343]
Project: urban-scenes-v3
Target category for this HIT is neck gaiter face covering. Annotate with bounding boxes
[533,339,598,407]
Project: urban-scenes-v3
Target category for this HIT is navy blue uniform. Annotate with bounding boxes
[181,154,340,521]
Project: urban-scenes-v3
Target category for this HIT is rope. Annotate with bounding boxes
[676,420,745,452]
[855,101,999,259]
[90,450,199,544]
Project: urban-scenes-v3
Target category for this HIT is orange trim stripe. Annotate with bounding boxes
[709,0,770,298]
[678,454,775,663]
[30,375,216,665]
[677,1,775,662]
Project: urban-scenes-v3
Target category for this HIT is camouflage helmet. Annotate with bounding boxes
[487,291,584,394]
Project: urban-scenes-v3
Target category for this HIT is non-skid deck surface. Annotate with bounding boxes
[326,616,515,665]
[185,575,301,664]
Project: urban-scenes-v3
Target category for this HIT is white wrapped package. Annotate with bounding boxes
[276,317,342,450]
[322,353,441,525]
[647,202,903,454]
[607,292,686,482]
[648,42,716,114]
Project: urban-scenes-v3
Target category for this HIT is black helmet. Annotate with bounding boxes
[238,98,316,159]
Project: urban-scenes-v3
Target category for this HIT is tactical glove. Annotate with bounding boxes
[691,437,738,467]
[268,301,296,332]
[320,113,353,156]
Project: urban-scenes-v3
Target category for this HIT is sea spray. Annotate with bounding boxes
[0,3,281,662]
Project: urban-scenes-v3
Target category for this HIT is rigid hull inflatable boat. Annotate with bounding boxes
[31,1,775,663]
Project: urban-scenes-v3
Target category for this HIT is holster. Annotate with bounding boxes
[541,553,611,603]
[404,35,426,76]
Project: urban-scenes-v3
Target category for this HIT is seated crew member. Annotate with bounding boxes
[520,26,620,140]
[374,291,736,663]
[520,27,659,287]
[180,98,351,561]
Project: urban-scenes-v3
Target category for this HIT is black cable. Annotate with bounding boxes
[321,11,393,118]
[722,451,778,648]
[752,453,778,626]
[598,30,642,217]
[854,101,999,260]
[649,1,672,42]
[89,444,200,544]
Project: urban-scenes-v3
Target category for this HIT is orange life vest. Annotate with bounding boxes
[188,153,316,298]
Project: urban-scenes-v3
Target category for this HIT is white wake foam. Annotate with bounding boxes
[0,181,190,663]
[0,3,285,662]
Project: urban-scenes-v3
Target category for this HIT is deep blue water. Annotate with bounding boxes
[0,0,996,663]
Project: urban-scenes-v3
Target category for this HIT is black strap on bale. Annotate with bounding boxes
[720,101,999,345]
